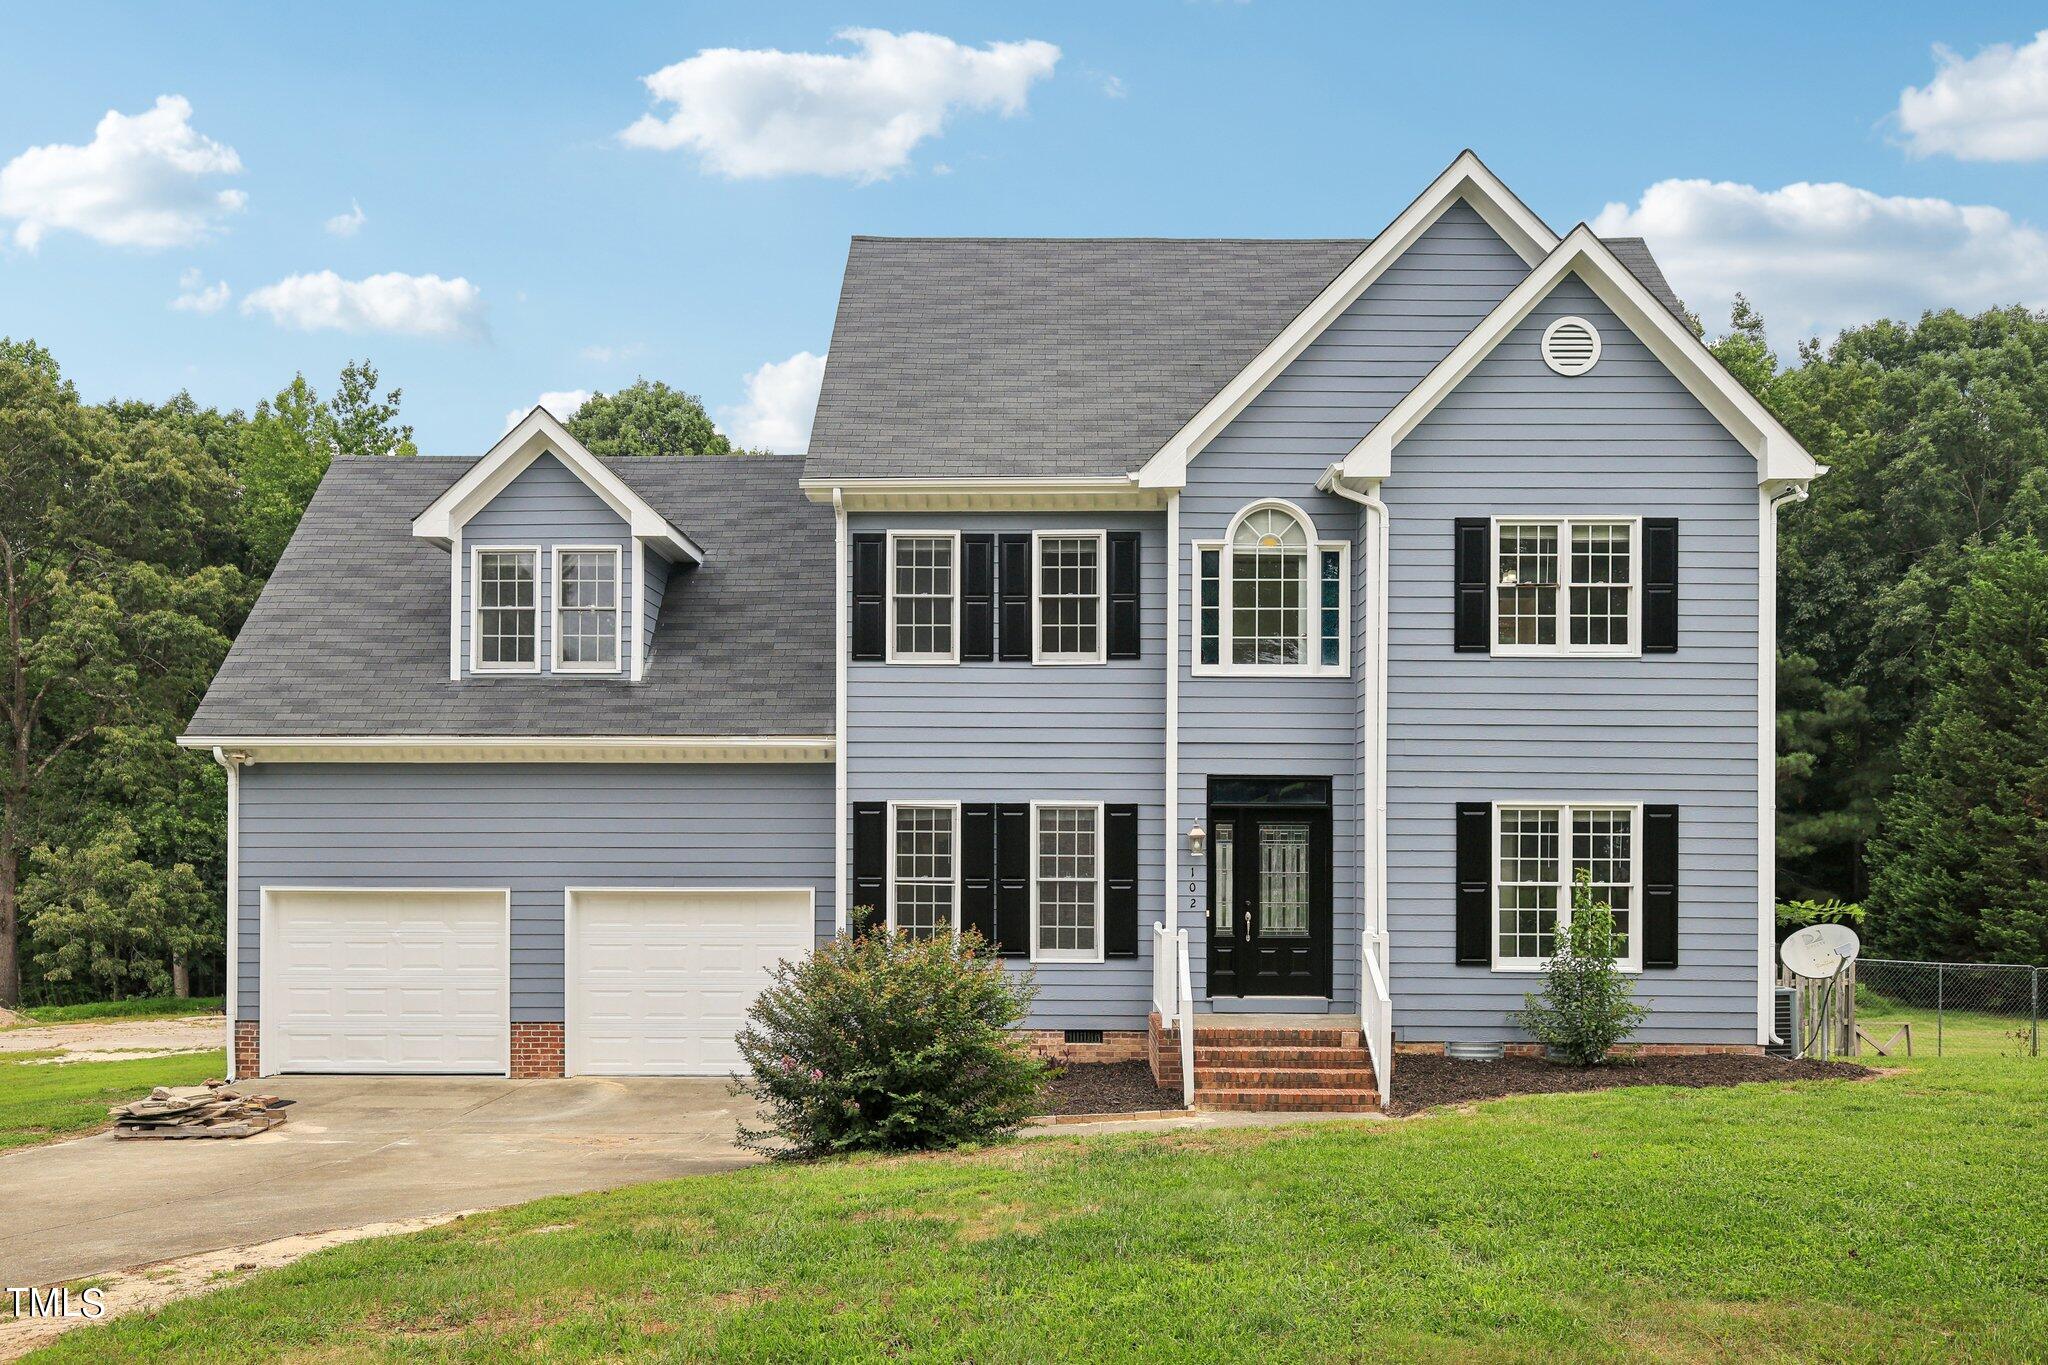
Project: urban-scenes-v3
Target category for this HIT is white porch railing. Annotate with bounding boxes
[1363,930,1392,1110]
[1151,921,1197,1109]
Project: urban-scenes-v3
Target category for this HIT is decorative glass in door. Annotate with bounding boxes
[1257,821,1311,937]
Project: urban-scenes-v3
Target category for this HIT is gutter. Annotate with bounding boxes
[210,747,252,1079]
[1317,465,1390,984]
[833,486,849,933]
[1759,479,1809,1045]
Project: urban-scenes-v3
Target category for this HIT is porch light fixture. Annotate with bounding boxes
[1186,823,1206,860]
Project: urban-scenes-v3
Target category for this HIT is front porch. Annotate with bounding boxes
[1148,1009,1382,1113]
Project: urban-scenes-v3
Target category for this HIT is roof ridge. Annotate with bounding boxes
[849,234,1373,245]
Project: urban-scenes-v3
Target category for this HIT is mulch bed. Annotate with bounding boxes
[1041,1061,1183,1117]
[1386,1051,1873,1116]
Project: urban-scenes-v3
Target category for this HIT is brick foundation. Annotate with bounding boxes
[1394,1041,1766,1058]
[1018,1029,1149,1065]
[510,1022,565,1078]
[233,1019,260,1078]
[1146,1011,1184,1092]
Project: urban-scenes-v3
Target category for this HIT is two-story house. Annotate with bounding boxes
[183,153,1820,1109]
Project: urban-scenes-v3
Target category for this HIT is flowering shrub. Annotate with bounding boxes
[734,926,1048,1158]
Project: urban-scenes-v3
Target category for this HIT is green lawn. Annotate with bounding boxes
[1852,988,2039,1059]
[0,1049,226,1150]
[11,995,224,1027]
[34,1058,2048,1362]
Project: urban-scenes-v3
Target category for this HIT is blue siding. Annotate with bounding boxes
[846,511,1166,1030]
[1383,272,1762,1045]
[236,762,834,1021]
[1178,201,1528,1015]
[460,452,636,677]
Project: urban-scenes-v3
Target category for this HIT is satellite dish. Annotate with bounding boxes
[1780,922,1860,979]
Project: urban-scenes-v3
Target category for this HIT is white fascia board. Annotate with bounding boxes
[1132,150,1560,491]
[1341,225,1823,486]
[412,407,705,563]
[177,734,835,764]
[798,475,1165,511]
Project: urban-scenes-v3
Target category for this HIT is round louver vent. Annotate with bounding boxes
[1541,316,1601,376]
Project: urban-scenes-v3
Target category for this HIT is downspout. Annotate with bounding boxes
[1759,479,1808,1044]
[211,747,250,1078]
[833,487,849,934]
[1318,466,1389,977]
[1165,491,1180,938]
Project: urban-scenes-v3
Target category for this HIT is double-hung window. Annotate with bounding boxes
[1033,531,1104,663]
[1195,503,1348,675]
[472,547,539,672]
[888,802,959,939]
[1033,802,1102,962]
[1494,803,1639,970]
[553,546,621,673]
[888,532,959,663]
[1492,517,1638,655]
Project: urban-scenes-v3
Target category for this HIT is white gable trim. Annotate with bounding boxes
[1342,225,1822,485]
[177,734,834,764]
[412,406,705,563]
[1133,151,1558,490]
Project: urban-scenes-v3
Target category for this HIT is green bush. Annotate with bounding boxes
[1514,873,1647,1065]
[735,926,1049,1158]
[1775,898,1864,943]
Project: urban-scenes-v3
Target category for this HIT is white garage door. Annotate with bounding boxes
[569,889,812,1076]
[264,889,509,1074]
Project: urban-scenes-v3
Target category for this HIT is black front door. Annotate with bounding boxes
[1206,778,1332,997]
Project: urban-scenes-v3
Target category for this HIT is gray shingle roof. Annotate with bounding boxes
[802,235,1688,482]
[186,454,833,738]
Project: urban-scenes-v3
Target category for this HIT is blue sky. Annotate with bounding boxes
[4,3,2046,454]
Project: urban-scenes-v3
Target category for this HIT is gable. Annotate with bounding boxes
[467,451,628,540]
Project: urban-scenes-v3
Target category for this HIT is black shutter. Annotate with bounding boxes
[997,534,1032,662]
[1106,532,1142,660]
[995,804,1031,956]
[961,534,995,662]
[1642,805,1679,969]
[1455,801,1492,965]
[851,802,887,937]
[1643,518,1679,654]
[851,533,886,662]
[960,804,996,946]
[1453,518,1491,652]
[1103,804,1139,958]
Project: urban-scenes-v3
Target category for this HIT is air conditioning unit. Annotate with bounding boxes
[1767,986,1801,1058]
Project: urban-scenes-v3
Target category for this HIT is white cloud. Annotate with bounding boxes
[620,28,1060,181]
[1592,178,2048,341]
[578,342,645,363]
[718,351,826,452]
[1897,30,2048,161]
[169,266,228,314]
[240,270,484,338]
[324,199,366,236]
[0,95,245,250]
[1095,72,1128,99]
[503,389,591,432]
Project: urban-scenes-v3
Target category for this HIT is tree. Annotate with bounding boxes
[21,823,211,1001]
[237,375,330,576]
[0,350,241,1004]
[1775,652,1879,902]
[566,379,735,457]
[327,358,417,459]
[1866,543,2048,965]
[1512,873,1647,1064]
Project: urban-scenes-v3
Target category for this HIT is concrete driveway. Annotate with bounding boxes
[0,1075,759,1286]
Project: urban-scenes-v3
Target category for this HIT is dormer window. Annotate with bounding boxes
[472,547,539,672]
[554,546,622,673]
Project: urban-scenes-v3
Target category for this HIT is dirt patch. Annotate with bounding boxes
[1386,1052,1873,1116]
[0,1014,222,1058]
[0,1212,472,1361]
[1041,1061,1183,1117]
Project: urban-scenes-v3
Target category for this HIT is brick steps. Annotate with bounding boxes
[1195,1045,1375,1069]
[1195,1066,1376,1091]
[1186,1027,1381,1114]
[1194,1027,1356,1049]
[1200,1087,1381,1113]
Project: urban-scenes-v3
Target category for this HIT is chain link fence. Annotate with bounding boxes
[1847,958,2041,1059]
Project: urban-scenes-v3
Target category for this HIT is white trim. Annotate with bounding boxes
[1190,500,1351,678]
[1487,801,1645,974]
[177,734,835,764]
[413,407,704,562]
[1342,224,1822,485]
[1540,315,1602,376]
[885,800,963,936]
[1316,469,1390,990]
[468,544,542,674]
[833,488,849,935]
[801,476,1165,513]
[1164,492,1179,938]
[562,885,817,1077]
[630,543,646,683]
[259,885,513,1078]
[1030,529,1108,665]
[1760,480,1808,1043]
[448,525,463,681]
[549,544,625,675]
[1029,799,1108,964]
[1488,515,1642,659]
[884,530,962,665]
[1135,151,1558,489]
[212,748,247,1077]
